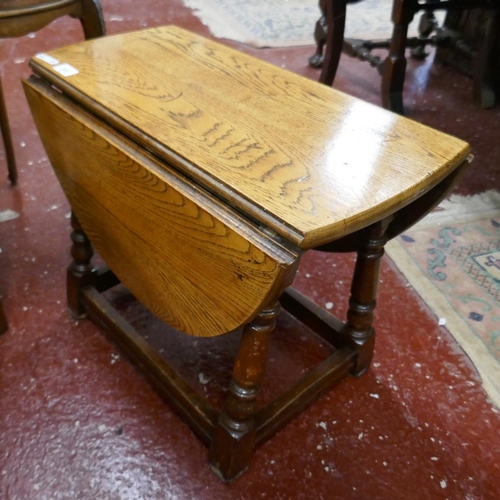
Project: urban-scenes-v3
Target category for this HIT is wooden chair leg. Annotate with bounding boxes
[319,0,348,86]
[380,0,416,114]
[78,0,106,39]
[0,298,8,334]
[341,220,389,377]
[67,211,97,319]
[0,76,17,185]
[309,0,328,68]
[209,302,280,482]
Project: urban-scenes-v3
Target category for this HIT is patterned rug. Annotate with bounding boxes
[386,191,500,408]
[183,0,444,48]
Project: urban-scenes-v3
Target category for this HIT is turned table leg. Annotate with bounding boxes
[67,211,97,319]
[209,302,280,482]
[341,220,389,377]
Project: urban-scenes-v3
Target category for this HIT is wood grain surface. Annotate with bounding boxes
[24,77,299,337]
[29,25,470,249]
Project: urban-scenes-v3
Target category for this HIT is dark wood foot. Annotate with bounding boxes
[410,8,438,60]
[67,211,97,319]
[309,52,325,68]
[410,44,429,60]
[309,0,327,68]
[209,302,279,482]
[341,220,389,377]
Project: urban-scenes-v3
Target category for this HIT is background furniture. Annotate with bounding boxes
[0,0,105,185]
[25,26,470,481]
[436,6,500,105]
[310,0,499,114]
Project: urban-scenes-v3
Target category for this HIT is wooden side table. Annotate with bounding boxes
[23,26,470,481]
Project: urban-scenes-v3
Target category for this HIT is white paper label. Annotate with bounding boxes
[53,63,79,77]
[35,53,60,65]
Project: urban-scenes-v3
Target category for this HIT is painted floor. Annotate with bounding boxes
[0,1,499,499]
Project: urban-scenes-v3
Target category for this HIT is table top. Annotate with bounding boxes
[30,25,470,249]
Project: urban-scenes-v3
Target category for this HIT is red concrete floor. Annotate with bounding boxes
[1,1,499,499]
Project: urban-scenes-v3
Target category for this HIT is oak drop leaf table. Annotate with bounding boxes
[23,26,470,481]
